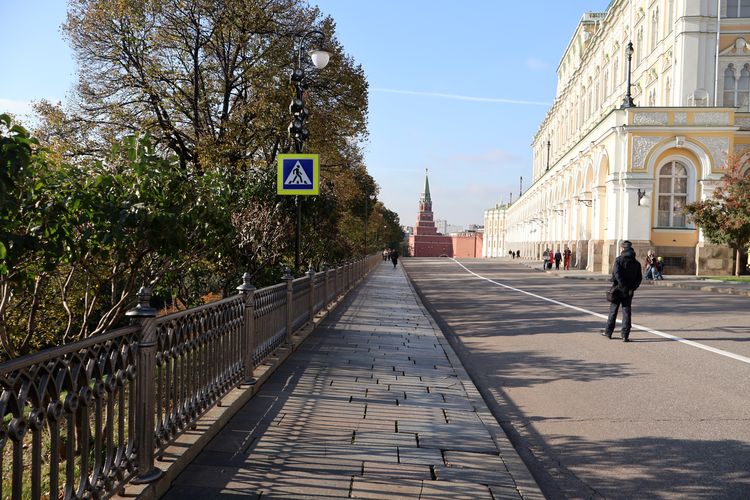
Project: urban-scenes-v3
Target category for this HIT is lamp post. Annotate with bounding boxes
[365,193,376,255]
[621,41,636,109]
[546,139,551,171]
[288,30,331,272]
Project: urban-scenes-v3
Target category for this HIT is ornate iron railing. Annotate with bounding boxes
[0,255,381,499]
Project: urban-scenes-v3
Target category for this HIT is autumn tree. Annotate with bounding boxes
[685,155,750,276]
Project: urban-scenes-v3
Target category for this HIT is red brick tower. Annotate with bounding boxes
[409,170,453,257]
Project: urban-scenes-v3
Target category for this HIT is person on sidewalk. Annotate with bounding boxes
[554,248,562,270]
[601,240,642,342]
[391,249,399,268]
[563,247,572,270]
[643,250,655,280]
[653,256,664,280]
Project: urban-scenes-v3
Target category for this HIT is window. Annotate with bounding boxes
[665,76,671,105]
[725,65,737,106]
[650,9,659,52]
[723,64,750,109]
[603,69,609,100]
[636,26,644,65]
[727,0,750,18]
[667,0,674,33]
[657,161,689,228]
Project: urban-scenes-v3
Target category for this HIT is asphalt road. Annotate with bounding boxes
[402,258,750,500]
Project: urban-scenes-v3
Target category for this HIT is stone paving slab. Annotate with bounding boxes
[163,263,542,499]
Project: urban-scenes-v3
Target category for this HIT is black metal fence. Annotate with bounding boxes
[0,256,380,499]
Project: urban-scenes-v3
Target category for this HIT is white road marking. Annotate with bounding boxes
[451,259,750,366]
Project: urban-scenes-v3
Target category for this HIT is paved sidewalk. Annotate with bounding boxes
[163,262,543,499]
[514,258,750,297]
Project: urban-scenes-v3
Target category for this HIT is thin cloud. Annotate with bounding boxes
[526,57,548,71]
[0,98,33,116]
[372,88,549,106]
[432,148,523,165]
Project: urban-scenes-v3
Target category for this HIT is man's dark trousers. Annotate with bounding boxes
[606,295,632,338]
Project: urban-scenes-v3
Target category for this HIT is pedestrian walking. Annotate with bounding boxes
[653,256,664,280]
[643,250,655,280]
[548,250,554,270]
[601,240,642,342]
[391,249,399,268]
[563,247,572,270]
[382,249,388,261]
[554,248,562,270]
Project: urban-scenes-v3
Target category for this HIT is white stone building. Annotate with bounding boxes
[485,0,750,274]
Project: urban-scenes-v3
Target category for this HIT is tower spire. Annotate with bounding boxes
[422,168,431,203]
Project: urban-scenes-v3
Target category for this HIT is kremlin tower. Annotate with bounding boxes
[408,170,453,257]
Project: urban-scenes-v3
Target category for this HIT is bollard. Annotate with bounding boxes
[307,264,315,323]
[283,267,294,346]
[127,287,163,484]
[237,272,257,384]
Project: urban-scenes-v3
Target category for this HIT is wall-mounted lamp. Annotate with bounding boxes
[637,189,650,207]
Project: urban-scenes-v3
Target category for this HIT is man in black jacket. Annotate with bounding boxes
[601,240,642,342]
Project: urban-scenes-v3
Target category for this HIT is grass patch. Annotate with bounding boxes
[702,276,750,282]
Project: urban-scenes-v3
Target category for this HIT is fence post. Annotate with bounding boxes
[307,265,315,323]
[237,272,257,385]
[323,264,330,305]
[284,267,294,346]
[127,287,163,485]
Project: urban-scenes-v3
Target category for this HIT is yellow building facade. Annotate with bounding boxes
[486,0,750,274]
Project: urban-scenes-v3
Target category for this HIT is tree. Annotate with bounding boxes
[685,154,750,276]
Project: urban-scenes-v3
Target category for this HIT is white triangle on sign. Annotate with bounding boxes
[284,161,313,185]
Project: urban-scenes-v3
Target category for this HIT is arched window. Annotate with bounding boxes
[636,26,644,65]
[603,69,609,101]
[657,161,689,228]
[740,65,750,108]
[724,64,750,109]
[667,0,674,32]
[724,65,736,107]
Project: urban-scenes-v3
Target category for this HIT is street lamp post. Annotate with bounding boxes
[288,30,331,272]
[621,41,636,109]
[365,193,375,255]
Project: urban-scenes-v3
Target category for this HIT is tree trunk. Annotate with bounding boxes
[736,247,742,277]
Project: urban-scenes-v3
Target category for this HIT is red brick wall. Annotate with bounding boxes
[409,235,453,257]
[451,234,483,258]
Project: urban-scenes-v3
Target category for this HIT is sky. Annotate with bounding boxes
[0,0,611,228]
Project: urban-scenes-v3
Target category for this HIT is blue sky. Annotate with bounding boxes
[0,0,610,227]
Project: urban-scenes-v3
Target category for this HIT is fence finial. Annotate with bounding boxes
[125,286,157,317]
[237,272,256,293]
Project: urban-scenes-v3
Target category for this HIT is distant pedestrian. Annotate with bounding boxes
[542,248,550,270]
[643,250,655,280]
[548,250,554,270]
[653,256,664,280]
[382,249,389,261]
[554,248,562,270]
[391,249,399,268]
[601,240,642,342]
[515,250,520,259]
[563,247,572,270]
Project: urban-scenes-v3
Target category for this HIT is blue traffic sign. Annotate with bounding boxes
[277,154,319,195]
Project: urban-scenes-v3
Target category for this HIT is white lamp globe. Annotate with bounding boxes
[309,49,331,69]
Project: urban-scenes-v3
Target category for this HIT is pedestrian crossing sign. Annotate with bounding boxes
[277,154,319,195]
